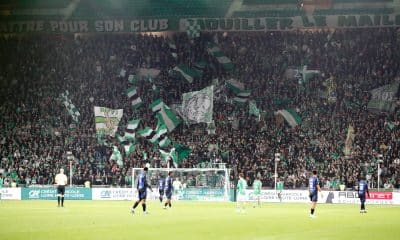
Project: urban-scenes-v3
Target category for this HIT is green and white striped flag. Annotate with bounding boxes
[182,85,214,124]
[275,109,302,128]
[126,87,137,99]
[150,98,165,113]
[126,119,140,131]
[138,127,153,138]
[173,64,202,83]
[124,143,135,156]
[157,106,181,132]
[150,124,168,144]
[233,90,251,104]
[207,43,234,71]
[94,106,123,137]
[131,97,143,109]
[185,19,201,38]
[158,136,171,148]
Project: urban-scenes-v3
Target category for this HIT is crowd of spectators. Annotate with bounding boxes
[0,28,399,190]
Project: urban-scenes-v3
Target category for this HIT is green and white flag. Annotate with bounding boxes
[124,143,135,156]
[173,64,202,83]
[60,91,80,122]
[110,146,123,166]
[124,132,135,141]
[159,149,172,161]
[226,79,245,95]
[368,82,399,112]
[249,100,260,118]
[158,136,171,148]
[207,43,234,71]
[233,90,251,104]
[126,87,137,99]
[185,19,201,38]
[131,97,143,109]
[126,119,140,131]
[138,127,153,138]
[182,85,214,124]
[116,134,126,143]
[150,124,168,144]
[168,38,178,58]
[275,109,302,128]
[173,143,191,168]
[157,105,181,132]
[94,106,123,137]
[150,98,165,113]
[298,65,320,84]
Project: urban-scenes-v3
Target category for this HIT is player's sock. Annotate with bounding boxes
[169,202,171,208]
[311,209,315,215]
[61,197,64,207]
[142,203,146,212]
[159,197,163,203]
[133,201,139,209]
[57,196,60,206]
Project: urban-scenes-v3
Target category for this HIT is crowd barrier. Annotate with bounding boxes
[1,188,399,204]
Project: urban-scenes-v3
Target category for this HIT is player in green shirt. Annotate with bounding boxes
[276,179,284,202]
[253,176,262,208]
[236,173,247,213]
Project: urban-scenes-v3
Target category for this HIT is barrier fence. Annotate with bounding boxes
[1,188,399,204]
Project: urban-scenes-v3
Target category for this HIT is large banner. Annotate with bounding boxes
[0,188,21,200]
[180,15,400,31]
[21,187,92,200]
[1,14,400,33]
[94,106,123,137]
[0,19,171,33]
[244,190,400,205]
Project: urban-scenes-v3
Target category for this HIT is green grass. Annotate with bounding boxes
[0,201,399,240]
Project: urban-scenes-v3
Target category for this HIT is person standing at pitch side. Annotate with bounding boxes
[55,168,68,207]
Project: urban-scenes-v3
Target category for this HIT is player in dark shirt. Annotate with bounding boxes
[358,176,370,213]
[309,170,322,218]
[163,172,174,209]
[131,167,153,214]
[158,175,165,203]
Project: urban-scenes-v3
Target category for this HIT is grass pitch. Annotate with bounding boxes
[0,200,399,240]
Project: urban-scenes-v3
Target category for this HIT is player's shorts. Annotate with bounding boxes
[165,191,172,200]
[159,190,164,197]
[138,189,147,200]
[237,194,247,202]
[359,193,366,203]
[309,191,318,202]
[57,185,66,195]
